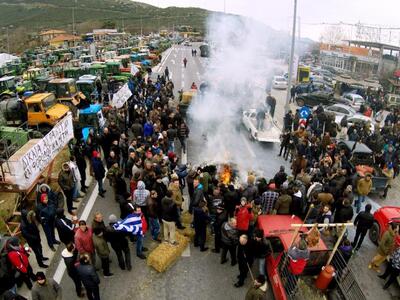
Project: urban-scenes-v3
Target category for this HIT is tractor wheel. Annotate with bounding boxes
[0,94,12,102]
[369,221,380,245]
[296,98,305,107]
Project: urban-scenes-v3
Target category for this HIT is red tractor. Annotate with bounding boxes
[369,206,400,246]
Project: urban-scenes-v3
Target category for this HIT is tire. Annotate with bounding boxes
[296,98,305,107]
[369,221,380,245]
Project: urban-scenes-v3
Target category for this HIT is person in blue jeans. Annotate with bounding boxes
[252,229,272,276]
[148,191,161,241]
[355,174,372,213]
[133,206,148,259]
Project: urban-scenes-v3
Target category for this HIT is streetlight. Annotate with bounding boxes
[2,25,13,53]
[284,0,297,114]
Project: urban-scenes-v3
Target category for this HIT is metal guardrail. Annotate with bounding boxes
[331,251,366,300]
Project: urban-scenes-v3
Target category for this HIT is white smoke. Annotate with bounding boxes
[188,13,288,179]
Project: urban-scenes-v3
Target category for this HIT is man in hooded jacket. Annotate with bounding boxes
[20,209,48,268]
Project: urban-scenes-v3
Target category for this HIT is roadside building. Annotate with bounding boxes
[320,40,400,78]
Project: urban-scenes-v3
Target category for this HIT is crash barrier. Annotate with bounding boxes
[278,251,366,300]
[330,251,366,300]
[147,232,189,272]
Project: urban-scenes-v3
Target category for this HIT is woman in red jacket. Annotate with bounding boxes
[7,236,36,289]
[234,197,254,236]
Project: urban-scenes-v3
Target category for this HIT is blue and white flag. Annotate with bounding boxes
[113,213,143,236]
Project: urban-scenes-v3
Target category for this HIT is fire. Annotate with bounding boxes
[220,164,232,185]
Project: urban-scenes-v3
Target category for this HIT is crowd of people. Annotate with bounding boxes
[1,60,400,300]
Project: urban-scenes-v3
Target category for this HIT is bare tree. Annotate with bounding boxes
[319,25,346,44]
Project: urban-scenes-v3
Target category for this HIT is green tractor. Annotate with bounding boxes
[63,67,84,80]
[77,74,103,102]
[0,76,31,101]
[89,64,107,81]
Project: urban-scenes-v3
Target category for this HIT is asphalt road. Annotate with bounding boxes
[18,44,399,300]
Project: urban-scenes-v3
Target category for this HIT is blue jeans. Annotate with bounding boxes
[42,222,57,248]
[97,179,105,194]
[149,218,160,240]
[258,258,266,276]
[72,183,79,199]
[136,234,144,255]
[355,194,366,213]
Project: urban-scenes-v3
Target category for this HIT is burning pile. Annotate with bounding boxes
[219,164,233,185]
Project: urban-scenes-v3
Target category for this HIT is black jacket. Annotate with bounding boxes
[55,216,75,245]
[106,224,129,251]
[354,211,374,232]
[214,211,228,231]
[221,222,239,246]
[20,210,41,244]
[251,237,272,259]
[76,264,100,289]
[334,205,354,223]
[61,248,79,278]
[193,207,210,228]
[161,196,178,222]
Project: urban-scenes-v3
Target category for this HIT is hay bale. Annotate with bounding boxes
[181,211,192,225]
[177,226,195,241]
[147,232,189,273]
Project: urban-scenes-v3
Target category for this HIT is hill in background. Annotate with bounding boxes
[0,0,210,52]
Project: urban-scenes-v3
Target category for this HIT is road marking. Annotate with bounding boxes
[241,133,257,158]
[53,182,100,283]
[181,245,191,257]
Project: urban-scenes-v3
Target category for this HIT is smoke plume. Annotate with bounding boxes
[188,13,287,180]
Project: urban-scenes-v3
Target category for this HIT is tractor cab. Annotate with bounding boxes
[77,74,102,102]
[77,104,106,141]
[89,64,107,81]
[47,78,86,114]
[0,76,30,101]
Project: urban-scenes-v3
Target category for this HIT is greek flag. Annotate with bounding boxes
[113,213,142,236]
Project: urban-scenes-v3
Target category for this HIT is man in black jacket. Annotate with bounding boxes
[352,203,374,251]
[212,205,228,253]
[106,214,131,270]
[55,208,75,246]
[61,243,84,298]
[161,191,179,245]
[193,200,211,252]
[20,210,48,268]
[234,234,254,287]
[220,218,239,266]
[76,253,100,300]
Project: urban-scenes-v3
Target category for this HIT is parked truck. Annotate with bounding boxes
[0,93,69,133]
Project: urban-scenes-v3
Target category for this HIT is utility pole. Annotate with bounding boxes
[285,0,297,114]
[140,17,143,36]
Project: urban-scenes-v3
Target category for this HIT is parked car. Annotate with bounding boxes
[272,76,288,90]
[296,91,335,107]
[337,93,365,111]
[369,206,400,246]
[342,114,375,132]
[322,103,356,118]
[242,109,281,143]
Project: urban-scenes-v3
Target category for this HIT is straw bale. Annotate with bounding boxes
[177,226,195,241]
[181,211,192,225]
[147,232,189,272]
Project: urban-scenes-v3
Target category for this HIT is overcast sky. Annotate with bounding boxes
[135,0,400,41]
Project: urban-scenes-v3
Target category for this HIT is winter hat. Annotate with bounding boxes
[108,214,118,224]
[36,271,46,280]
[8,236,19,247]
[92,150,99,158]
[40,193,48,203]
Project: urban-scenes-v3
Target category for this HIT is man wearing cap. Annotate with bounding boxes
[212,204,228,253]
[31,272,62,300]
[37,194,60,251]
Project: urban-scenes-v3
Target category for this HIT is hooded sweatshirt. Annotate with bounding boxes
[133,181,150,206]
